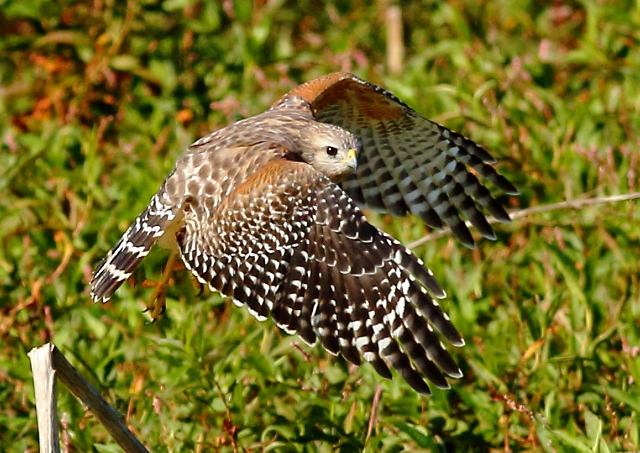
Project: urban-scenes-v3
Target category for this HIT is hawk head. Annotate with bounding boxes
[298,123,360,180]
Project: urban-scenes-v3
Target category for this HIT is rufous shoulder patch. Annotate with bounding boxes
[278,72,353,105]
[276,73,406,124]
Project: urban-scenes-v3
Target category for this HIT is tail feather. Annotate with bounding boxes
[90,194,176,302]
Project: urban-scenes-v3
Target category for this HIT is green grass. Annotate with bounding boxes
[1,0,640,451]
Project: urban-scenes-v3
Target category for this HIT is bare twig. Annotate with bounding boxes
[211,377,243,453]
[366,384,383,441]
[386,6,404,75]
[407,191,640,250]
[28,344,61,453]
[29,344,149,453]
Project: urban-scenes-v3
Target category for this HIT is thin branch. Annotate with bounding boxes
[366,385,383,442]
[51,345,149,453]
[385,6,404,75]
[407,191,640,250]
[29,344,150,453]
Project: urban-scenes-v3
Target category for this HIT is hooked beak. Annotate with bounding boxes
[342,148,358,171]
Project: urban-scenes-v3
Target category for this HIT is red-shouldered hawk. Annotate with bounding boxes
[91,73,517,395]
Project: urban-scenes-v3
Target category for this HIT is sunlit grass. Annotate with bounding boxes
[1,1,639,451]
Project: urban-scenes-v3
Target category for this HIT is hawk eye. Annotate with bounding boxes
[326,146,338,156]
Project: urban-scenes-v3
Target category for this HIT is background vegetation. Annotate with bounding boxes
[1,0,639,451]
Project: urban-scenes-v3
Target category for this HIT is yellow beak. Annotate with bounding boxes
[342,148,358,170]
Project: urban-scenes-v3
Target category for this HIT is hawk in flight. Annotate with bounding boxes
[91,72,517,394]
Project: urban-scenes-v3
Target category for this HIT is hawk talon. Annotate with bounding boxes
[144,284,167,321]
[195,281,205,298]
[142,252,178,321]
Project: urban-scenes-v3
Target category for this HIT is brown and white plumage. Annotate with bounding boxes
[91,73,517,395]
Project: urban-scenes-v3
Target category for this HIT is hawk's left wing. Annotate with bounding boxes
[279,72,519,248]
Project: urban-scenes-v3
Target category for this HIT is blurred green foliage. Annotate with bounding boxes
[1,0,639,451]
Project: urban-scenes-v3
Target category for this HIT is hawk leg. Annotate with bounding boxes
[143,251,181,321]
